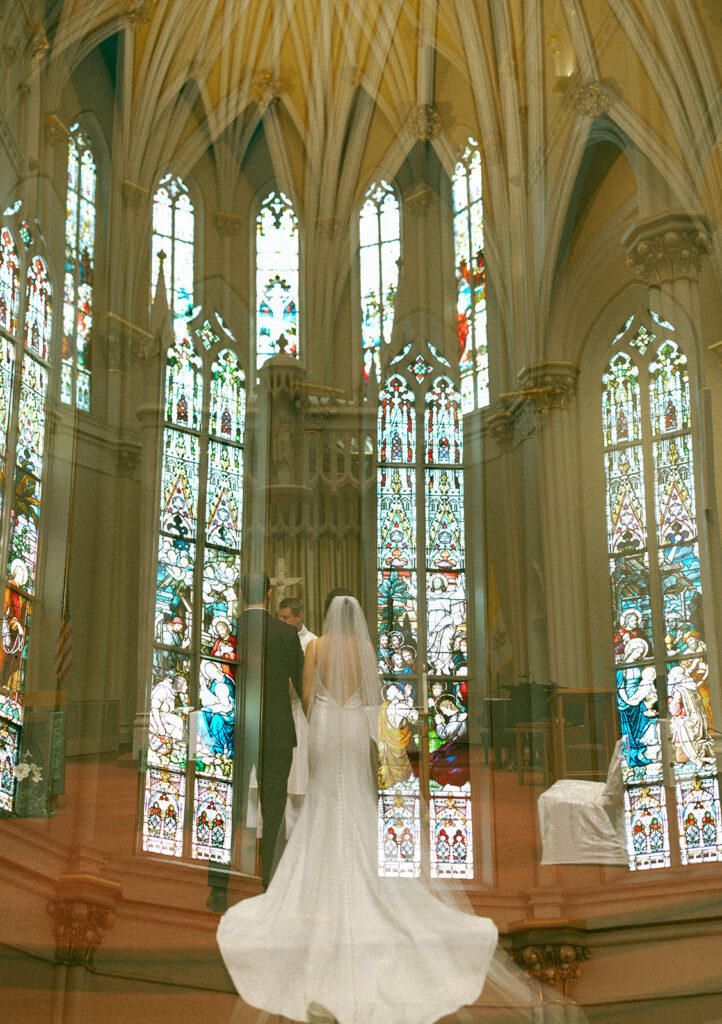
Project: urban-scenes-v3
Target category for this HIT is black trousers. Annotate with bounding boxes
[207,744,294,897]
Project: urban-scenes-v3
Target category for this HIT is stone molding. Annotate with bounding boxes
[408,104,441,141]
[404,182,434,216]
[499,361,580,416]
[251,72,282,110]
[29,22,49,64]
[127,0,157,26]
[575,81,609,117]
[47,873,121,968]
[623,210,713,284]
[507,919,591,1001]
[215,211,242,237]
[44,114,68,147]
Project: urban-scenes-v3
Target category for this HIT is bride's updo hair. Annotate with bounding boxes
[323,587,354,618]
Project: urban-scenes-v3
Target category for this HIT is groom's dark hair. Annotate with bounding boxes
[241,570,271,606]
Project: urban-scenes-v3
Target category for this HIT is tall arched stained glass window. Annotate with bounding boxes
[151,175,195,320]
[603,312,721,869]
[62,123,96,411]
[452,140,488,412]
[360,181,400,384]
[141,312,246,864]
[0,224,52,813]
[377,344,472,878]
[256,191,299,368]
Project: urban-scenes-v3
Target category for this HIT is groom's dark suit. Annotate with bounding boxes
[238,608,304,888]
[207,607,304,906]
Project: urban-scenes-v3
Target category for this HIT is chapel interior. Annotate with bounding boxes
[1,2,722,1022]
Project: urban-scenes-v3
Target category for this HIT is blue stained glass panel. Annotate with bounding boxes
[378,783,421,877]
[378,375,414,464]
[605,445,647,553]
[155,536,195,649]
[166,337,203,429]
[430,791,473,878]
[201,549,240,656]
[602,353,642,446]
[659,542,703,654]
[0,718,20,813]
[616,664,661,785]
[426,377,462,464]
[195,657,236,778]
[610,552,654,663]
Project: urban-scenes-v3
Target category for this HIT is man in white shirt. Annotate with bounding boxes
[278,597,317,652]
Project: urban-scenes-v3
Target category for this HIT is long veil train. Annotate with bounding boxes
[218,596,576,1024]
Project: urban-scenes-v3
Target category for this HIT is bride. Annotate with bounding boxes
[217,594,545,1024]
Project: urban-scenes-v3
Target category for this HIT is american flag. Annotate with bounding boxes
[54,576,72,684]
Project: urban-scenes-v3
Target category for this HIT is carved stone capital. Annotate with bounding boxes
[507,920,591,1001]
[484,408,515,450]
[251,72,282,110]
[47,874,120,968]
[408,105,441,141]
[575,81,609,117]
[709,339,722,368]
[44,114,68,147]
[404,183,434,217]
[127,0,157,25]
[501,361,580,415]
[123,180,149,207]
[215,211,242,237]
[116,441,142,473]
[623,210,713,284]
[29,23,49,64]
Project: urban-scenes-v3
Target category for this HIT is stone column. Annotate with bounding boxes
[516,363,587,693]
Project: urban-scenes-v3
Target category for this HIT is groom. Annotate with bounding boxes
[208,570,304,910]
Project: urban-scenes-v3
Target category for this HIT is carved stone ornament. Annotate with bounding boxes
[29,22,49,64]
[44,114,68,147]
[47,879,118,969]
[575,82,608,117]
[484,408,515,450]
[408,105,442,141]
[501,361,580,416]
[215,211,242,237]
[251,72,283,110]
[127,0,157,25]
[623,211,713,284]
[116,441,142,473]
[511,941,591,1000]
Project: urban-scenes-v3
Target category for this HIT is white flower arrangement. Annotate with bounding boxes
[13,752,43,784]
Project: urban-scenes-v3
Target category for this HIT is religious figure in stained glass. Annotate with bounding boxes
[63,124,96,410]
[602,313,721,866]
[453,140,488,411]
[359,181,400,384]
[143,312,245,864]
[0,217,53,815]
[256,192,299,368]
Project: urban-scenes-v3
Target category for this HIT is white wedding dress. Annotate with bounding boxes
[217,598,540,1024]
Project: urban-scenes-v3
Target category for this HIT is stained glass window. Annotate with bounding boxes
[360,181,400,385]
[256,192,299,368]
[452,140,488,412]
[603,314,721,869]
[151,175,195,320]
[62,124,96,411]
[0,224,52,814]
[377,351,472,878]
[142,312,246,864]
